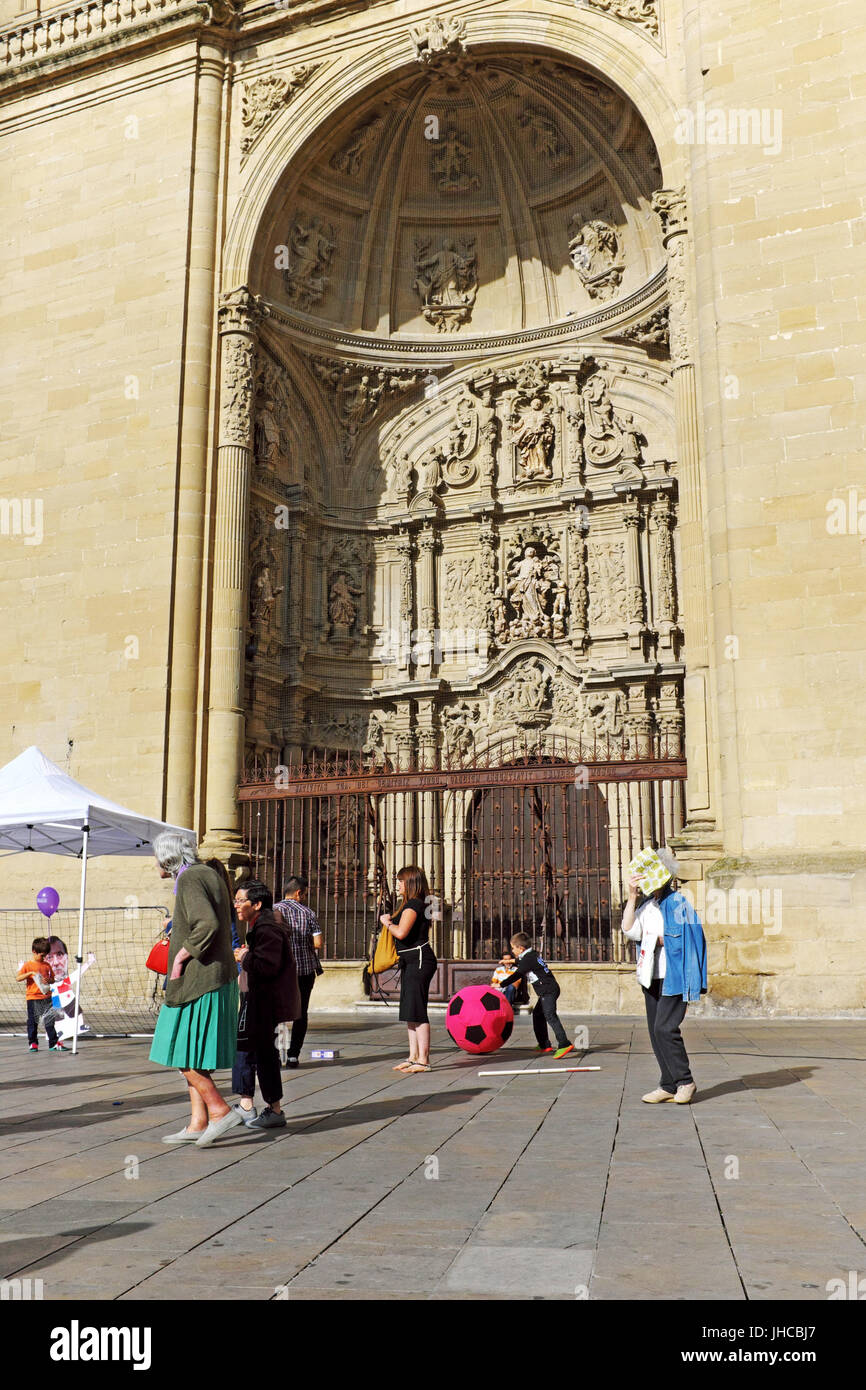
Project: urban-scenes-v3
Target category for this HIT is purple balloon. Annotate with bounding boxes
[37,887,60,918]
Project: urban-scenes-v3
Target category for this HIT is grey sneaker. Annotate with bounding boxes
[246,1106,287,1131]
[194,1108,245,1147]
[162,1127,204,1145]
[232,1102,258,1126]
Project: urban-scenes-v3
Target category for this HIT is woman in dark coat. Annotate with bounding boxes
[232,880,301,1130]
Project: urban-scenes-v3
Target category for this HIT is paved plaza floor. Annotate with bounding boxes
[1,1011,865,1302]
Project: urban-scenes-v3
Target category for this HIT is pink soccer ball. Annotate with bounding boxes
[446,985,514,1055]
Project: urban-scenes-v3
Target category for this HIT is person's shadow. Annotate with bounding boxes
[694,1065,817,1102]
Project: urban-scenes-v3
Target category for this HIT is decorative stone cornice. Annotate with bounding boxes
[652,188,688,245]
[582,0,660,43]
[0,0,239,80]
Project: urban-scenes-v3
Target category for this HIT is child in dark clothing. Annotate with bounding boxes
[498,932,575,1058]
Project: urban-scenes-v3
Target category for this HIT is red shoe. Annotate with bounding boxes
[28,1043,38,1051]
[533,1046,554,1054]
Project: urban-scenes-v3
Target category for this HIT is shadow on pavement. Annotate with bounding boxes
[694,1066,817,1102]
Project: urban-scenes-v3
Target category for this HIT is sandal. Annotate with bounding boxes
[393,1060,417,1071]
[405,1063,432,1073]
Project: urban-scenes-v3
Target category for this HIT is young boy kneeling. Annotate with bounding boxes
[498,932,574,1059]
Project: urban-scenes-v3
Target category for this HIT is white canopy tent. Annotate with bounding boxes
[0,746,194,1052]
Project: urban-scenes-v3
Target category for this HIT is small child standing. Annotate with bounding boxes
[16,937,62,1051]
[498,932,574,1058]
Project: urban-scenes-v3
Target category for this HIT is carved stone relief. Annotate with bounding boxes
[330,110,388,177]
[413,235,478,331]
[253,360,292,481]
[241,65,319,157]
[430,123,480,193]
[491,659,552,728]
[314,359,422,459]
[247,503,283,659]
[220,336,256,446]
[282,215,336,312]
[583,0,660,41]
[568,216,624,301]
[442,555,483,627]
[610,305,670,350]
[552,675,626,742]
[441,701,481,763]
[517,104,570,168]
[587,541,628,627]
[502,523,564,642]
[326,536,368,640]
[409,14,469,68]
[652,188,691,368]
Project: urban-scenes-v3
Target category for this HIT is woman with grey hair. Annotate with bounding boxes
[149,833,243,1147]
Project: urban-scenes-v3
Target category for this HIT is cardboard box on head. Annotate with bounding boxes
[628,847,673,896]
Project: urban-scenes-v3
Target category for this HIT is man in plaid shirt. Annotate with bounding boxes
[274,876,324,1068]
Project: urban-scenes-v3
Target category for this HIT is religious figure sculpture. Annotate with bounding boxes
[517,105,569,167]
[283,215,336,311]
[568,217,624,301]
[507,546,550,633]
[413,236,478,331]
[328,572,361,634]
[330,112,386,177]
[410,14,468,64]
[430,124,480,193]
[510,396,555,480]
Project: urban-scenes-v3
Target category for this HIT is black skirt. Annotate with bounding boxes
[398,943,437,1024]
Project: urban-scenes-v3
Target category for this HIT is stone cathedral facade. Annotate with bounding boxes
[2,0,864,1013]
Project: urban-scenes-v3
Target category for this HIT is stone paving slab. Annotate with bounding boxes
[1,1015,866,1300]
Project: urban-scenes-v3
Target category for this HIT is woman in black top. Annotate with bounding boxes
[381,864,437,1074]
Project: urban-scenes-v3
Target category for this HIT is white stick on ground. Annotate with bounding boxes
[477,1066,601,1075]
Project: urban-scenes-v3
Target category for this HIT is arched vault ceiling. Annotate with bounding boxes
[252,52,664,341]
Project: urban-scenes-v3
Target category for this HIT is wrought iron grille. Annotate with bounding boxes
[239,734,687,965]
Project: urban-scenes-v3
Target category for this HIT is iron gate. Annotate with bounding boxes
[239,737,687,965]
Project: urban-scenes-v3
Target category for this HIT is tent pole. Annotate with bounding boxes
[72,824,89,1056]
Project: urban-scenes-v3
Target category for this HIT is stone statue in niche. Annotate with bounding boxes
[517,104,569,168]
[568,216,624,301]
[509,396,555,480]
[250,563,283,631]
[254,391,290,478]
[413,236,478,332]
[430,123,480,193]
[503,526,563,641]
[415,448,442,497]
[283,214,336,311]
[328,572,361,634]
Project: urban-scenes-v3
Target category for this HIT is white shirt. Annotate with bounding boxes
[623,899,666,980]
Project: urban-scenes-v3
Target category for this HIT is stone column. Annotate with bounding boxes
[163,41,229,828]
[567,506,589,653]
[201,286,265,858]
[395,532,414,673]
[417,527,437,672]
[651,493,678,654]
[652,188,719,847]
[620,492,646,654]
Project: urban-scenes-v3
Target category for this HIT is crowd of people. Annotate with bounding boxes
[17,837,707,1141]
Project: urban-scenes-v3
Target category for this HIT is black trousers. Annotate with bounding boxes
[27,999,57,1047]
[642,978,694,1091]
[532,992,569,1049]
[289,973,316,1059]
[232,1031,283,1107]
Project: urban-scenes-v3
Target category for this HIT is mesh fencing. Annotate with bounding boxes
[0,908,168,1035]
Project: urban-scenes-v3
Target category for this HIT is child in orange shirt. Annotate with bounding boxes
[16,937,62,1051]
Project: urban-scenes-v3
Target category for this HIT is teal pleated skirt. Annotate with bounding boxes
[149,978,238,1071]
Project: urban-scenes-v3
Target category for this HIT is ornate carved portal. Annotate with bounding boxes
[236,55,689,923]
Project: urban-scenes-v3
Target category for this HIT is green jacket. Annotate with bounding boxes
[164,862,236,1008]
